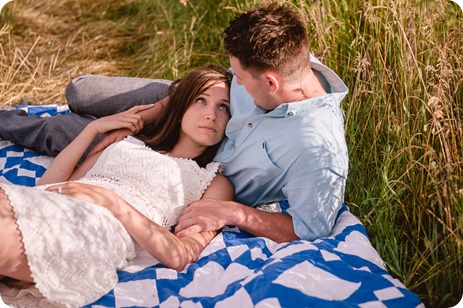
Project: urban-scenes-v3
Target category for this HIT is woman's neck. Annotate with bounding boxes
[165,143,206,160]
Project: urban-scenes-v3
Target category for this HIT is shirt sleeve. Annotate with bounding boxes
[283,167,347,241]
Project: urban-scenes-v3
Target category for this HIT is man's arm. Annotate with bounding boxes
[175,200,299,243]
[175,168,346,243]
[283,168,346,241]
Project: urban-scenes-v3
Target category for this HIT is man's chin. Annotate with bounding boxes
[254,101,267,110]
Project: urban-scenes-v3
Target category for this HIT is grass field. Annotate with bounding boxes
[1,0,462,307]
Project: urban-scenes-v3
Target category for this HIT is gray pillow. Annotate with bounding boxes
[65,74,173,117]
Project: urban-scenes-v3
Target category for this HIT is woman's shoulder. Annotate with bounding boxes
[121,136,146,146]
[204,172,234,199]
[204,161,223,174]
[206,164,232,189]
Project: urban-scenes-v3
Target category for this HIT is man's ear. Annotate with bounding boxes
[264,72,281,94]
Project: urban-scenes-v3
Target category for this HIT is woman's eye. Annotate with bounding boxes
[219,104,230,112]
[196,98,206,104]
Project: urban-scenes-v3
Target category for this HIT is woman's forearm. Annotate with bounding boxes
[39,106,149,185]
[47,181,213,270]
[111,194,215,271]
[38,124,99,185]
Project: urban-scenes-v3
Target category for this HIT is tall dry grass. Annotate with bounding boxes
[305,0,462,306]
[1,0,462,306]
[0,0,145,104]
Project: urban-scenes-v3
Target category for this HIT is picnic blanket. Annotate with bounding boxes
[0,105,423,307]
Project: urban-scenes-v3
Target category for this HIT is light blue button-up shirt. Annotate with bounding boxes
[214,55,349,240]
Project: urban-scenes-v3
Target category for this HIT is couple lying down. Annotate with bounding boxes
[0,4,349,307]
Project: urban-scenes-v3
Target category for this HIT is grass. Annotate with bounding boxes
[1,0,462,306]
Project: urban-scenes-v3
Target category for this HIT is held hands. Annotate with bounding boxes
[175,199,234,238]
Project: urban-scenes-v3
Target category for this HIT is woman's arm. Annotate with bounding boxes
[126,174,233,270]
[168,174,234,266]
[38,105,151,185]
[47,174,233,271]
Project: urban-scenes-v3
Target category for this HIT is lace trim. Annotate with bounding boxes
[0,186,36,288]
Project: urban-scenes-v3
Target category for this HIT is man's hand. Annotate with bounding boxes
[88,105,152,135]
[174,199,235,238]
[87,104,154,156]
[176,199,299,243]
[88,128,132,156]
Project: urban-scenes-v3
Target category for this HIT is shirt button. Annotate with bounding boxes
[287,111,294,116]
[248,123,253,128]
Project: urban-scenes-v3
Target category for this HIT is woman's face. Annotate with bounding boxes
[179,82,230,149]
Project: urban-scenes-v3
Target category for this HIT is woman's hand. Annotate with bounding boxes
[87,105,154,136]
[47,182,121,212]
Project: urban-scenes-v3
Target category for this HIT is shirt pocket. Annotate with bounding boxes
[256,141,283,183]
[223,140,284,204]
[234,140,283,187]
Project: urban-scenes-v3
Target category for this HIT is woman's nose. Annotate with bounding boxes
[205,107,217,121]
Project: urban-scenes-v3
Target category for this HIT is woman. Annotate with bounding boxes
[0,65,234,307]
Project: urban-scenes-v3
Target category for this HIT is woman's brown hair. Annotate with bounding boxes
[139,65,232,167]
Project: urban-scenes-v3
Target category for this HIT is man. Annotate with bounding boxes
[0,3,348,242]
[175,4,348,242]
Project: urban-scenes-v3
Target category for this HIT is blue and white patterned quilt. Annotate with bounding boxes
[0,105,423,307]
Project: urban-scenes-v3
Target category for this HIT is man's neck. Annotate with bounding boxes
[282,67,328,102]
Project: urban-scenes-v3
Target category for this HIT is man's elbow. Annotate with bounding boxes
[284,233,301,243]
[273,231,300,243]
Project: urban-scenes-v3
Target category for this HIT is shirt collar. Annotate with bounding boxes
[309,54,348,95]
[265,55,348,118]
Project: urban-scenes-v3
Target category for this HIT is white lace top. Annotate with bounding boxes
[79,136,222,230]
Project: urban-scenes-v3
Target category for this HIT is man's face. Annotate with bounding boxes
[230,56,277,111]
